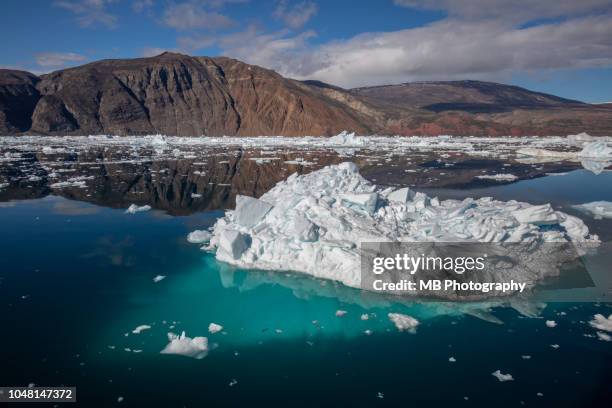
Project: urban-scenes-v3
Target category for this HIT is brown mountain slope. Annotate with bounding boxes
[2,53,370,136]
[0,53,611,136]
[349,80,612,136]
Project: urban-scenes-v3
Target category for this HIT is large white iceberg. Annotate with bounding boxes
[200,163,598,297]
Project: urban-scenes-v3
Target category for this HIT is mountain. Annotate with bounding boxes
[1,53,611,136]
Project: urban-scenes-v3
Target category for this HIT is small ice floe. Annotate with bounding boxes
[364,329,373,336]
[335,310,348,317]
[187,230,212,244]
[125,204,151,214]
[117,396,124,403]
[492,370,514,382]
[550,344,560,349]
[208,323,223,334]
[388,313,419,333]
[229,379,238,387]
[49,176,92,189]
[589,314,612,332]
[132,325,151,334]
[476,174,518,182]
[376,392,384,399]
[191,193,202,198]
[572,201,612,220]
[537,392,544,397]
[160,331,209,359]
[597,332,612,342]
[360,314,369,321]
[545,320,557,328]
[521,355,531,360]
[153,275,166,283]
[448,357,456,362]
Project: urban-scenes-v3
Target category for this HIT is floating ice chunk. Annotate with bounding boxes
[327,131,365,146]
[589,314,612,332]
[449,357,456,362]
[387,187,416,203]
[545,320,557,328]
[218,229,251,260]
[521,355,531,360]
[335,310,348,317]
[580,141,612,159]
[550,344,560,349]
[160,331,208,359]
[208,323,223,334]
[476,174,518,181]
[567,132,593,146]
[153,275,166,283]
[597,332,612,341]
[229,379,238,387]
[187,230,212,244]
[207,163,597,297]
[572,201,612,220]
[492,370,514,382]
[360,314,370,321]
[388,313,419,333]
[125,204,151,214]
[512,204,559,225]
[191,193,202,198]
[234,195,273,227]
[132,325,151,334]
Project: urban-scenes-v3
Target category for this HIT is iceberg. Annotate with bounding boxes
[580,141,612,159]
[572,201,612,219]
[160,331,209,359]
[132,324,151,334]
[589,314,612,332]
[326,131,366,146]
[492,370,514,382]
[198,163,597,297]
[476,174,518,181]
[187,230,212,244]
[388,313,419,333]
[208,323,223,334]
[125,204,151,214]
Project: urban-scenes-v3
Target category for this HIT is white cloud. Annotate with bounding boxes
[34,52,87,67]
[273,0,318,29]
[163,1,235,31]
[393,0,612,23]
[54,0,119,28]
[216,14,612,88]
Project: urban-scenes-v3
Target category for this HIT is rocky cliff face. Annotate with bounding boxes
[3,53,370,137]
[1,53,611,136]
[0,70,40,133]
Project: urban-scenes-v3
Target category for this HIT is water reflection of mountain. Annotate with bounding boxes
[0,146,583,214]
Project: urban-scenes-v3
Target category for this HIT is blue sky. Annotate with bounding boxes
[2,0,612,102]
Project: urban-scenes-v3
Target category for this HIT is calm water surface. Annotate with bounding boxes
[0,151,611,407]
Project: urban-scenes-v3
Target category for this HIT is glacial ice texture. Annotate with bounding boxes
[202,163,598,299]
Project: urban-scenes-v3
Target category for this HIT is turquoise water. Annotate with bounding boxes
[0,171,611,407]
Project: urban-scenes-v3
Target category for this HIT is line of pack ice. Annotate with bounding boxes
[190,162,599,299]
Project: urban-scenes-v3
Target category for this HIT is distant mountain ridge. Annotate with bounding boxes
[1,52,611,136]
